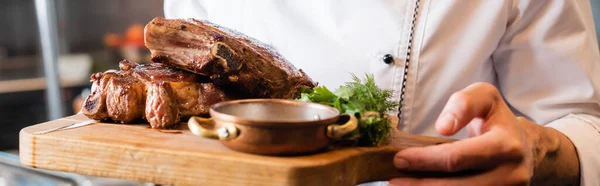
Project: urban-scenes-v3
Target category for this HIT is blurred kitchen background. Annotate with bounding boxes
[0,0,600,185]
[0,0,162,185]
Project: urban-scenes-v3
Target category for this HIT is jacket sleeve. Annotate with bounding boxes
[491,1,600,185]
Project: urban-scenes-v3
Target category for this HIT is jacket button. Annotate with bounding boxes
[382,54,394,64]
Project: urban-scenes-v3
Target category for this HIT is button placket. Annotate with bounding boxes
[397,0,422,131]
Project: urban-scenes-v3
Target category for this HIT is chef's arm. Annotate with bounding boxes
[525,117,579,185]
[538,114,600,185]
[491,0,600,185]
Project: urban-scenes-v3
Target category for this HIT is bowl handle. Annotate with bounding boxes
[326,114,358,139]
[188,116,238,140]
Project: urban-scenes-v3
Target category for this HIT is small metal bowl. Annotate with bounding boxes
[188,99,357,155]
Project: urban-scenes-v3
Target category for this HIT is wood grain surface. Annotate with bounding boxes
[20,114,454,186]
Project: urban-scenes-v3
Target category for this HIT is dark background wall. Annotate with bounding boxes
[592,0,600,42]
[0,0,164,150]
[0,0,163,57]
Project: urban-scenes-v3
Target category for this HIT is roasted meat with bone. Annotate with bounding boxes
[82,60,232,128]
[145,17,317,99]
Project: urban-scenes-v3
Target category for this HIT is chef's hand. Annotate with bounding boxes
[390,82,580,186]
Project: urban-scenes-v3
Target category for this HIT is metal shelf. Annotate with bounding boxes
[0,77,88,94]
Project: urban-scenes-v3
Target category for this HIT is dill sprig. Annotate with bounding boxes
[298,73,398,146]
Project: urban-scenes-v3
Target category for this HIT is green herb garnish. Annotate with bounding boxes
[297,73,398,146]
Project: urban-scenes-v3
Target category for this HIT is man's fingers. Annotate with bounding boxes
[394,132,523,172]
[435,82,503,136]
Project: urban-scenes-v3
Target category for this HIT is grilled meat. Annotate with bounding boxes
[82,60,231,128]
[83,18,317,128]
[145,17,317,99]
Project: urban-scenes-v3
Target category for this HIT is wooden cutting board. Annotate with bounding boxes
[20,114,454,186]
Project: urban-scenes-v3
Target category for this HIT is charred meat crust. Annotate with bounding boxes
[145,17,316,99]
[145,82,179,129]
[81,60,230,129]
[84,18,318,128]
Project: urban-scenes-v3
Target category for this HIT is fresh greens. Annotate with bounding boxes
[297,74,399,146]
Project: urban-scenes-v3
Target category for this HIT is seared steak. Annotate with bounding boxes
[145,17,317,99]
[82,60,231,128]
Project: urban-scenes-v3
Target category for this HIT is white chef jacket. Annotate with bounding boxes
[164,0,600,185]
